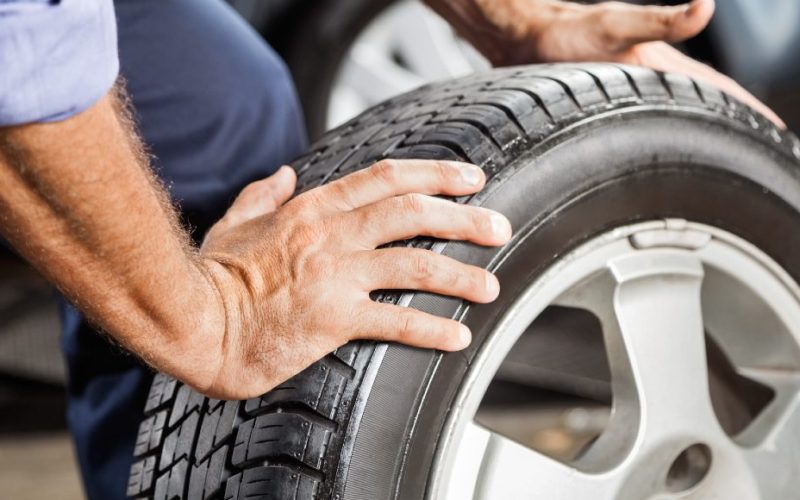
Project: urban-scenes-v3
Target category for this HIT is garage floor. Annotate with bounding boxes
[0,433,83,500]
[0,257,81,498]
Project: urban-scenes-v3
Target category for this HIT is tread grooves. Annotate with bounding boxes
[536,76,583,111]
[236,458,325,483]
[656,71,675,101]
[576,68,611,102]
[466,101,528,137]
[615,65,643,100]
[493,86,554,122]
[690,78,707,104]
[403,139,469,161]
[251,404,337,432]
[439,117,506,152]
[719,89,732,107]
[320,353,356,378]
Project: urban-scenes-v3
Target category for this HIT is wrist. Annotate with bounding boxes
[179,258,234,394]
[142,257,230,395]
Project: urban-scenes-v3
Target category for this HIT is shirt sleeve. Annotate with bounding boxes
[0,0,119,126]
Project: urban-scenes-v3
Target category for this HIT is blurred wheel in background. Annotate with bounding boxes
[322,0,488,131]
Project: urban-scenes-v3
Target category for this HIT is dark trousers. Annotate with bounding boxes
[60,1,307,498]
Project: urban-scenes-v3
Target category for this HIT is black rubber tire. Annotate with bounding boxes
[127,63,800,499]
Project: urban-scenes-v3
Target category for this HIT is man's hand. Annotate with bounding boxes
[197,160,511,399]
[0,89,510,401]
[427,0,784,127]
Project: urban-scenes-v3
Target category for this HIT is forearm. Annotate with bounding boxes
[0,84,222,387]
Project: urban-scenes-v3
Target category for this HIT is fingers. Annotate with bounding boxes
[706,75,785,129]
[354,247,500,303]
[348,193,512,247]
[353,301,472,351]
[627,42,786,128]
[664,46,786,128]
[591,0,714,50]
[307,159,486,212]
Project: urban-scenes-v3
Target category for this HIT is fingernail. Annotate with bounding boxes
[457,324,472,348]
[460,164,484,186]
[485,272,499,298]
[490,213,512,240]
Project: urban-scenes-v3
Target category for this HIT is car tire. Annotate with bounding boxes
[127,63,800,499]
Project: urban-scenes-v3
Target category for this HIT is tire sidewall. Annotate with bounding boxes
[338,108,800,499]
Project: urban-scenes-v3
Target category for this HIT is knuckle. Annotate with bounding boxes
[431,320,451,344]
[400,193,426,215]
[292,219,325,248]
[350,205,371,229]
[597,15,621,45]
[371,159,400,185]
[456,265,476,290]
[594,6,626,44]
[436,161,455,184]
[471,209,492,234]
[656,11,678,34]
[304,251,332,278]
[459,267,482,296]
[289,190,317,212]
[397,310,420,342]
[445,267,465,292]
[325,180,356,211]
[411,252,435,283]
[470,268,487,294]
[326,179,347,199]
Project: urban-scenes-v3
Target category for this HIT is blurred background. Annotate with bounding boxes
[3,0,800,497]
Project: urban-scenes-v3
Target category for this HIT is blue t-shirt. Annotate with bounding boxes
[0,0,119,125]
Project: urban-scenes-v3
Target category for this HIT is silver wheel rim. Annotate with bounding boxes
[430,219,800,499]
[326,0,489,130]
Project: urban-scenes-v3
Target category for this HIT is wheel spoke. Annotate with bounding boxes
[606,249,719,435]
[556,249,724,475]
[339,45,426,104]
[329,0,488,129]
[454,422,616,500]
[392,2,481,79]
[700,247,800,371]
[739,369,800,496]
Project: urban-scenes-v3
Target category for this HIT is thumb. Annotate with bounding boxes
[213,166,297,230]
[262,165,297,211]
[591,0,715,52]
